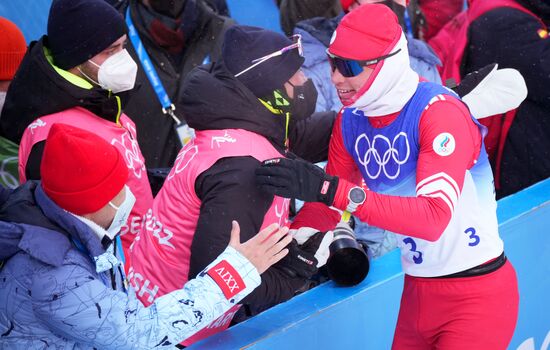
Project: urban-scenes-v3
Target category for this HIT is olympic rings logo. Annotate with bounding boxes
[354,132,410,180]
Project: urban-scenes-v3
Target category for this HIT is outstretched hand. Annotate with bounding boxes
[229,221,291,274]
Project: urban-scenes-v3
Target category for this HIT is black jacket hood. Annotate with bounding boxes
[179,61,287,150]
[515,0,550,23]
[0,181,111,266]
[0,36,130,144]
[0,181,67,262]
[0,181,62,232]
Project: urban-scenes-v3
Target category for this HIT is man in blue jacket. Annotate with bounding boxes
[0,123,290,349]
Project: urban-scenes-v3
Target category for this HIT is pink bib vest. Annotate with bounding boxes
[18,107,154,255]
[128,128,290,345]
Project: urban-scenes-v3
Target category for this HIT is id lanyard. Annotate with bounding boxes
[403,7,414,37]
[125,7,195,146]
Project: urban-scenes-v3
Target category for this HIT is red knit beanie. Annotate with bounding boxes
[0,17,27,80]
[41,124,128,215]
[340,0,409,12]
[330,3,402,60]
[340,0,355,11]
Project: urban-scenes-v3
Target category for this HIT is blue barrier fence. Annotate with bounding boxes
[0,0,283,44]
[0,0,51,43]
[189,178,550,350]
[226,0,282,33]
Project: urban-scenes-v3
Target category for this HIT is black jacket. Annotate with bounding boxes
[0,37,126,180]
[114,0,234,168]
[463,0,550,198]
[179,61,334,317]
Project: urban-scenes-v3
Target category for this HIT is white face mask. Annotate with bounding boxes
[87,49,138,93]
[106,186,136,240]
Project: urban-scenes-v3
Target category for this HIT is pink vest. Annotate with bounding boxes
[18,107,154,254]
[128,128,290,345]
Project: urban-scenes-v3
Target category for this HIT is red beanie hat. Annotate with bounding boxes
[330,3,402,60]
[0,17,27,80]
[340,0,355,11]
[41,124,128,215]
[340,0,409,12]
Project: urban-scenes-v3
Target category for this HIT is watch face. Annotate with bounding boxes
[350,187,366,204]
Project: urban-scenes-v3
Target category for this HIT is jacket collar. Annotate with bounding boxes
[16,222,72,267]
[34,185,108,258]
[0,182,112,268]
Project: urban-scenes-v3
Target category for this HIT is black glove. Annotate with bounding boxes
[255,157,339,205]
[451,63,498,97]
[274,231,325,278]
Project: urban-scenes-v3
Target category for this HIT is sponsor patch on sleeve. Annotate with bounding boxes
[320,180,330,195]
[207,260,246,299]
[432,132,455,157]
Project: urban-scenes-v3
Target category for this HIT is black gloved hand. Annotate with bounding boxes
[255,157,339,205]
[451,63,498,97]
[274,231,325,278]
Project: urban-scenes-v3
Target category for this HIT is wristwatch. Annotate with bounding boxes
[346,187,366,213]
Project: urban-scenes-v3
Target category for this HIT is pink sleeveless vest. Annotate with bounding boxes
[18,107,154,255]
[128,128,290,345]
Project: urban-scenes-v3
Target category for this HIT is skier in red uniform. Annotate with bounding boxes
[256,4,519,349]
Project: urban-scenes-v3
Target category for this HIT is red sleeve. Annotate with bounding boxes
[291,111,363,231]
[324,112,363,183]
[332,97,482,241]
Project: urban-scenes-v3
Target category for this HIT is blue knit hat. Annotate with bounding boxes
[222,25,305,98]
[47,0,127,70]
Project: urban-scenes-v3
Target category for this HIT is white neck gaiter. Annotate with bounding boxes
[350,33,419,117]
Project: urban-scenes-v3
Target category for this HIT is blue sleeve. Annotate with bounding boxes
[31,247,260,349]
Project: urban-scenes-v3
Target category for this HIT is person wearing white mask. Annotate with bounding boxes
[1,0,154,256]
[0,123,292,349]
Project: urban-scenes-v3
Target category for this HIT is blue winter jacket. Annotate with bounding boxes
[0,182,259,349]
[295,15,442,113]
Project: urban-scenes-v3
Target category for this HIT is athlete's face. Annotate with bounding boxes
[331,66,374,105]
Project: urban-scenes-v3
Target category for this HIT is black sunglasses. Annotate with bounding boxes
[326,49,402,77]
